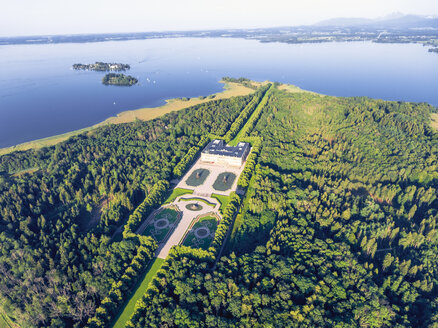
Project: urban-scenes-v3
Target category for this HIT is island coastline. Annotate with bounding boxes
[73,62,130,71]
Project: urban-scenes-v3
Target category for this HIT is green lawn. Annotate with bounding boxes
[164,188,194,204]
[0,316,10,328]
[198,216,218,226]
[111,258,165,328]
[0,313,13,328]
[229,85,272,146]
[0,301,16,328]
[142,208,180,243]
[211,193,231,214]
[212,172,236,191]
[182,216,218,250]
[179,197,216,207]
[186,168,210,186]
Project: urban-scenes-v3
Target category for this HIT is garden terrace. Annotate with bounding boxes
[181,214,219,250]
[141,207,181,244]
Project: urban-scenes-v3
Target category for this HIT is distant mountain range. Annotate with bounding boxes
[315,14,438,29]
[1,14,438,47]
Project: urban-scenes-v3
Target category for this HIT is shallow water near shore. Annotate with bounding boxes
[0,37,437,148]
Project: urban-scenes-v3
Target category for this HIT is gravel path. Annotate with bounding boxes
[175,157,247,196]
[154,196,220,259]
[140,156,248,259]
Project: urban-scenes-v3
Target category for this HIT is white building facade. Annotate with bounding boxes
[200,140,250,167]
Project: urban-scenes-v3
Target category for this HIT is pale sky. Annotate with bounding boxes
[1,0,437,37]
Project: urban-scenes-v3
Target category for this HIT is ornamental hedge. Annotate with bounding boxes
[237,138,262,188]
[224,84,271,143]
[123,180,169,238]
[173,135,210,178]
[86,235,157,328]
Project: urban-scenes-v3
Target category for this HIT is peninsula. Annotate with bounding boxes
[73,62,130,71]
[0,79,437,328]
[1,79,437,328]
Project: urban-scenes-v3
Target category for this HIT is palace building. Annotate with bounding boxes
[201,139,250,167]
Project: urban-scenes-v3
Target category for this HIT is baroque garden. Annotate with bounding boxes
[0,80,437,328]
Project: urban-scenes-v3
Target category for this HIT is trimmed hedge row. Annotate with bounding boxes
[86,235,157,328]
[237,84,272,139]
[224,84,271,143]
[123,180,169,238]
[168,245,214,263]
[173,135,210,178]
[237,138,262,188]
[126,246,214,327]
[208,192,241,254]
[110,92,268,326]
[126,194,242,327]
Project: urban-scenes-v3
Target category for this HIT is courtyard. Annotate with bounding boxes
[175,156,247,196]
[138,149,251,259]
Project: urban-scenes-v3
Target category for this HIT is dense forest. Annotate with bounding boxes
[102,74,138,86]
[0,93,254,327]
[127,87,438,327]
[102,73,138,86]
[0,82,437,327]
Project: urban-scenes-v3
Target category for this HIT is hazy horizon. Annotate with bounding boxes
[1,0,438,37]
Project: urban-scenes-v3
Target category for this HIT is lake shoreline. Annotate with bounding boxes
[2,39,438,151]
[1,77,436,157]
[0,80,258,156]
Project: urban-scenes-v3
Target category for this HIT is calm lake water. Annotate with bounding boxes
[0,38,437,148]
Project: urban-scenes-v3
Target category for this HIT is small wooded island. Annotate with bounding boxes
[102,73,138,86]
[429,47,438,53]
[73,62,130,71]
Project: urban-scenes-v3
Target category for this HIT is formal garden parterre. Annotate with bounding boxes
[212,172,236,191]
[142,206,181,243]
[185,168,210,187]
[181,214,219,250]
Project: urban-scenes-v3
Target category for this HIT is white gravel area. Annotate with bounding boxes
[139,155,249,259]
[154,196,221,259]
[175,158,246,196]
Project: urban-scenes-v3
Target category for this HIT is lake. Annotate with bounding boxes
[0,37,437,148]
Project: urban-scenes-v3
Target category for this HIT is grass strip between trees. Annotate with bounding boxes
[111,258,165,328]
[229,84,273,146]
[224,84,271,144]
[211,193,231,214]
[0,313,12,328]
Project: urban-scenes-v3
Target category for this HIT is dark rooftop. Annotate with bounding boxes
[202,140,250,158]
